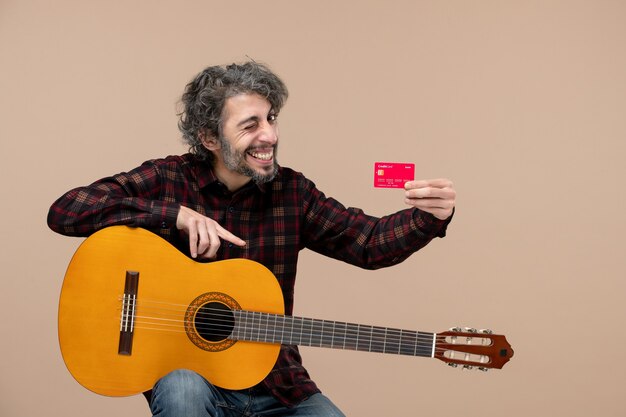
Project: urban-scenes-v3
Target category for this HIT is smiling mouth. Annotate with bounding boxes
[246,149,274,162]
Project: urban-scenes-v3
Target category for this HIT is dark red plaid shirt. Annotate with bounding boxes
[47,153,450,406]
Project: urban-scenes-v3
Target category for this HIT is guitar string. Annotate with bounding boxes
[129,299,489,342]
[123,313,487,358]
[123,298,484,342]
[125,321,485,361]
[126,302,442,344]
[128,324,460,357]
[130,316,443,345]
[116,301,488,358]
[129,316,444,349]
[127,298,444,337]
[125,301,490,347]
[117,298,492,356]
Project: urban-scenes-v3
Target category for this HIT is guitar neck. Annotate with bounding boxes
[231,310,436,358]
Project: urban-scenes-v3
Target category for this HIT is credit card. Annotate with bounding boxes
[374,162,415,188]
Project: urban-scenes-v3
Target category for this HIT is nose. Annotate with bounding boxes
[258,121,278,145]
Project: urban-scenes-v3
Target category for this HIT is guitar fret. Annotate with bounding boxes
[313,320,323,347]
[355,324,370,352]
[276,314,282,344]
[345,323,358,350]
[254,312,261,342]
[307,317,315,346]
[400,330,418,356]
[277,316,285,342]
[232,310,436,359]
[321,320,333,348]
[253,311,260,341]
[270,313,276,343]
[371,326,385,353]
[265,313,275,343]
[383,327,400,354]
[250,311,257,341]
[246,310,252,341]
[416,331,435,357]
[284,316,295,344]
[284,316,292,345]
[243,310,249,340]
[260,312,266,342]
[305,319,314,346]
[308,319,317,346]
[298,317,305,345]
[333,321,347,349]
[286,315,293,344]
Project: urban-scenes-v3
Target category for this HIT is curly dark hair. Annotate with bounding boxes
[178,61,289,161]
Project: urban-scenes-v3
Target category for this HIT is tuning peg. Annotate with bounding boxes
[480,329,493,334]
[462,365,474,370]
[478,367,489,372]
[447,363,459,368]
[449,327,462,332]
[464,327,477,333]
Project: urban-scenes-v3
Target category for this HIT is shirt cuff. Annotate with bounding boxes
[412,208,454,238]
[149,201,181,230]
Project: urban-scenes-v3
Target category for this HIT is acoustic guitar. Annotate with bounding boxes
[58,226,513,397]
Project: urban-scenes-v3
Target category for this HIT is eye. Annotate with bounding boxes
[267,113,278,123]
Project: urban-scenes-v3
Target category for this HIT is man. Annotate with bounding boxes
[48,61,455,417]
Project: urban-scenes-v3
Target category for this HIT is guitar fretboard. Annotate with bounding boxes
[231,310,435,357]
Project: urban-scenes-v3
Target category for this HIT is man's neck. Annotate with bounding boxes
[212,162,252,192]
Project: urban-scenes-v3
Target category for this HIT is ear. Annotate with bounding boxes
[200,130,221,151]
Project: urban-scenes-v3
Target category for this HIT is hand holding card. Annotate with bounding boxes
[404,178,456,220]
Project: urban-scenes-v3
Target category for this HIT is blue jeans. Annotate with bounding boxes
[149,369,346,417]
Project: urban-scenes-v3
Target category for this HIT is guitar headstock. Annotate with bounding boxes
[434,327,514,371]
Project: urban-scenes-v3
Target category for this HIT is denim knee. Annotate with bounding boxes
[150,369,216,416]
[157,369,207,390]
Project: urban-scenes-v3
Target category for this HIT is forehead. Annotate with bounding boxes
[222,93,272,125]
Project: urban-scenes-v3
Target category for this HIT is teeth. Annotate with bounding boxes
[248,151,273,161]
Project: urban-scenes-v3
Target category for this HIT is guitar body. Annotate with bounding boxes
[58,226,283,397]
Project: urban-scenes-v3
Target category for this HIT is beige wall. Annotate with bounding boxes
[1,1,625,416]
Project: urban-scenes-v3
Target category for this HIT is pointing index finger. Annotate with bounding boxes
[216,225,246,247]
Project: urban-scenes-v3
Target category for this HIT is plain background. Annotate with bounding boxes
[1,1,625,416]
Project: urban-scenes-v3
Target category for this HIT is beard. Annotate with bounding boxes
[219,136,279,185]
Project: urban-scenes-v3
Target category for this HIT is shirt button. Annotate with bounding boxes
[161,221,168,229]
[228,206,235,213]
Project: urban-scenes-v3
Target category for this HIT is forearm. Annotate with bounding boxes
[47,163,180,237]
[360,208,450,268]
[47,188,179,236]
[306,205,449,270]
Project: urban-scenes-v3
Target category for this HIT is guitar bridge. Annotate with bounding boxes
[118,271,139,355]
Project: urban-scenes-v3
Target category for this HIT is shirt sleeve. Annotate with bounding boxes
[299,175,451,269]
[47,160,180,237]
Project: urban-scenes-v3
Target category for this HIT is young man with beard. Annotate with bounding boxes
[47,61,456,417]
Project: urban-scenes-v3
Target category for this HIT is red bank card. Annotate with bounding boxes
[374,162,415,188]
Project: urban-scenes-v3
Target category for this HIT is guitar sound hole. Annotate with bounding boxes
[195,302,234,342]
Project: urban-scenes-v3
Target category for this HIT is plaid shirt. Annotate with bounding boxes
[47,153,450,406]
